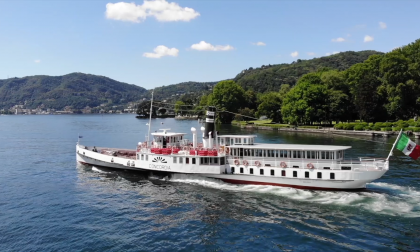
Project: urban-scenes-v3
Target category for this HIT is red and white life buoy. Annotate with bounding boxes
[307,163,314,169]
[255,160,261,167]
[243,160,249,166]
[280,162,287,168]
[234,159,240,165]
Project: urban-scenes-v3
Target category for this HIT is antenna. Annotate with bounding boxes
[147,89,154,145]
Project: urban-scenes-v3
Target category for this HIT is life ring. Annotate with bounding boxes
[243,160,249,166]
[225,147,230,155]
[234,159,240,165]
[280,162,287,168]
[255,160,261,167]
[307,163,314,169]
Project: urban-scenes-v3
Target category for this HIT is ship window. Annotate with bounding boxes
[260,169,264,175]
[244,138,247,144]
[297,151,302,159]
[173,157,177,163]
[141,154,144,160]
[235,138,239,144]
[330,173,335,179]
[293,171,297,177]
[250,149,254,156]
[220,157,225,165]
[293,166,299,168]
[275,150,279,157]
[146,155,148,161]
[179,157,183,164]
[293,151,297,158]
[257,149,262,157]
[341,166,351,170]
[305,171,309,178]
[186,158,189,164]
[311,151,316,159]
[250,168,254,174]
[240,168,244,173]
[232,167,235,173]
[281,170,286,176]
[192,158,196,164]
[326,152,330,159]
[270,170,274,176]
[214,158,218,164]
[321,151,326,159]
[317,172,322,179]
[137,154,139,160]
[323,167,330,170]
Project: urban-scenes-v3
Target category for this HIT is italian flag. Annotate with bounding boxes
[396,133,420,160]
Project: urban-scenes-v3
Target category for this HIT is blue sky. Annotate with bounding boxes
[0,0,419,89]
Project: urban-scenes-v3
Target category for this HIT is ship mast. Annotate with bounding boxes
[147,89,154,146]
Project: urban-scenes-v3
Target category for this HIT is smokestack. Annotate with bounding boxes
[204,106,216,140]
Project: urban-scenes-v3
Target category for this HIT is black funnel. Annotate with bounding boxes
[204,106,216,139]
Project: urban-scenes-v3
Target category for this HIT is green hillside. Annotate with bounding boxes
[0,73,147,110]
[234,50,383,93]
[149,81,218,101]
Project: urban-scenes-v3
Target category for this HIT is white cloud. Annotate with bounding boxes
[325,51,339,56]
[379,21,387,29]
[307,52,316,56]
[332,37,345,42]
[34,60,41,63]
[190,41,234,51]
[143,45,179,58]
[252,42,266,46]
[105,0,200,23]
[364,35,374,42]
[290,51,298,58]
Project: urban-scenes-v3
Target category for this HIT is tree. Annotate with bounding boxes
[174,101,186,116]
[256,92,283,122]
[346,55,387,122]
[136,101,157,117]
[208,80,246,124]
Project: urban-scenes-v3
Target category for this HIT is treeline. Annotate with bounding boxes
[233,50,382,93]
[195,38,420,124]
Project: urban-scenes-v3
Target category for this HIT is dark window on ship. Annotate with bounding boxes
[293,171,297,177]
[231,167,235,173]
[240,168,244,174]
[220,157,225,165]
[186,158,189,164]
[281,170,286,176]
[141,154,144,160]
[137,154,139,160]
[317,172,322,179]
[330,173,335,179]
[214,158,218,164]
[192,158,196,164]
[323,167,330,170]
[260,169,264,175]
[293,166,299,168]
[173,157,177,163]
[270,170,274,176]
[305,171,309,178]
[179,157,183,164]
[341,166,351,170]
[250,168,254,174]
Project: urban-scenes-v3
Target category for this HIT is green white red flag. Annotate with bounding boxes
[396,133,420,160]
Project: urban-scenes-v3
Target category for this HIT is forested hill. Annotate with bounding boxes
[234,50,383,93]
[151,81,218,101]
[0,73,147,110]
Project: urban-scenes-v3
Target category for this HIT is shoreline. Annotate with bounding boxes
[238,124,420,138]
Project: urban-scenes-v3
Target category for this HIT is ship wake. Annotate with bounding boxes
[170,174,420,217]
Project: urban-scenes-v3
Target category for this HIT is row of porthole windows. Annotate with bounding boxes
[233,167,335,179]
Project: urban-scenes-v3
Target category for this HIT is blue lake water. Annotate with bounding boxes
[0,114,419,251]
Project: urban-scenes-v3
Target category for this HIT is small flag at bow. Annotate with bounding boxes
[396,133,420,160]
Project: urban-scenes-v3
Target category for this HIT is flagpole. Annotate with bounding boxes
[386,129,403,161]
[147,89,154,147]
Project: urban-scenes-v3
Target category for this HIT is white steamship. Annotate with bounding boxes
[76,107,396,190]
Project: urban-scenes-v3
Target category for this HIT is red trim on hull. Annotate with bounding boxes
[219,178,365,191]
